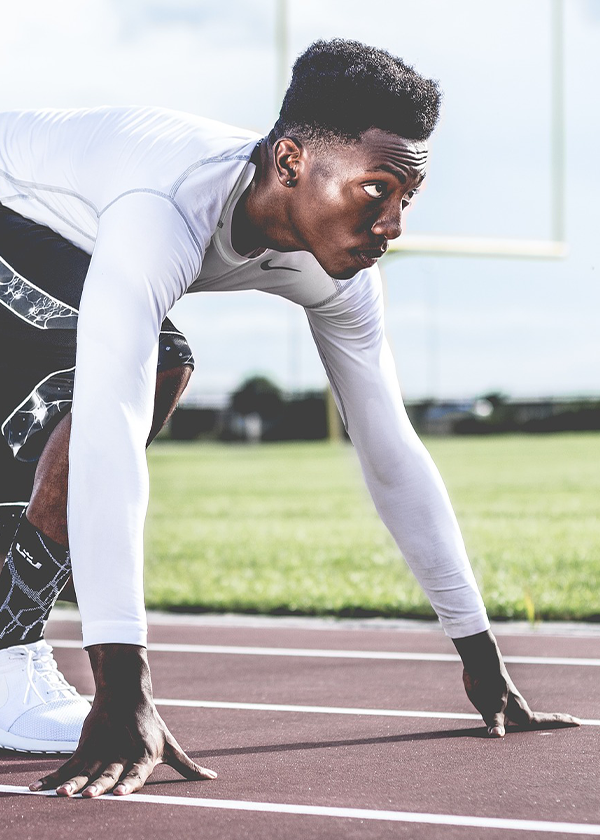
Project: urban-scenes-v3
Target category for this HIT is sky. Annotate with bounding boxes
[2,0,598,401]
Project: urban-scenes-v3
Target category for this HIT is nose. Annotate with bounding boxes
[371,205,402,241]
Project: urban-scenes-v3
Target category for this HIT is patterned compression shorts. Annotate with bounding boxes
[0,202,194,541]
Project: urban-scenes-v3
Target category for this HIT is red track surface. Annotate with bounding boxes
[1,613,599,839]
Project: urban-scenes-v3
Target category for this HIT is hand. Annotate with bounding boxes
[29,644,216,798]
[453,630,580,737]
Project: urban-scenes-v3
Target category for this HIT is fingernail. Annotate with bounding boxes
[58,784,72,796]
[113,784,127,796]
[29,781,43,791]
[488,725,505,737]
[84,786,97,797]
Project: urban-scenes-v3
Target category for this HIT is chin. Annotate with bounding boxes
[311,246,363,280]
[329,266,360,280]
[315,256,359,280]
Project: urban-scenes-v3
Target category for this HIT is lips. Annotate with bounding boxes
[354,247,387,269]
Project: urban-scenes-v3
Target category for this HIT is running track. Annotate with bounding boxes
[1,610,599,839]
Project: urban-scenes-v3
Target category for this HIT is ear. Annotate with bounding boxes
[272,137,304,188]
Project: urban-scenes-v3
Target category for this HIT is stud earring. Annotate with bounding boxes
[286,179,293,187]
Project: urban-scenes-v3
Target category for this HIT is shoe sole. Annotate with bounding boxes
[0,728,77,754]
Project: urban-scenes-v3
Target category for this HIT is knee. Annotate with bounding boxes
[148,364,193,444]
[27,414,71,546]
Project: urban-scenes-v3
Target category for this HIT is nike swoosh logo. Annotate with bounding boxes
[260,259,301,273]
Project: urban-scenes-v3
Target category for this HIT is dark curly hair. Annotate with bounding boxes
[270,39,441,146]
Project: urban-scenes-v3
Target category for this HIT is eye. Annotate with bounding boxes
[402,188,419,208]
[363,183,385,199]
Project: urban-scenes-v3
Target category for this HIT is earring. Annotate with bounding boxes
[286,179,294,187]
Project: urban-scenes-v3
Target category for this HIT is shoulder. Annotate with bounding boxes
[0,105,257,140]
[301,261,385,349]
[304,260,384,319]
[0,106,260,179]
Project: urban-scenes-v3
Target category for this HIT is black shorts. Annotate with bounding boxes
[0,202,194,533]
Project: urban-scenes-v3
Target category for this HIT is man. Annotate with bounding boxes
[0,39,577,798]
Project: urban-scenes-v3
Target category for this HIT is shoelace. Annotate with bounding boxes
[23,648,46,706]
[8,643,78,705]
[33,646,79,699]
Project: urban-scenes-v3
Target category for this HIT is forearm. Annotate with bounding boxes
[358,428,489,637]
[69,358,152,647]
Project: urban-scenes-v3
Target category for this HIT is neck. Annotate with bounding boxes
[231,139,302,257]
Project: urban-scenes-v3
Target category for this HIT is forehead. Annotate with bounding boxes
[324,129,428,183]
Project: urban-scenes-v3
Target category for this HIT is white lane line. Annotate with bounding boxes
[78,695,600,726]
[48,639,600,667]
[1,786,599,835]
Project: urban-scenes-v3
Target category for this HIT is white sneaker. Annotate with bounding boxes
[0,640,90,753]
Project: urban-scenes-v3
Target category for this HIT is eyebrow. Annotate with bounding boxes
[372,163,406,183]
[371,164,427,186]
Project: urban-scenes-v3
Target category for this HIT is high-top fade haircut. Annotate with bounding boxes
[270,39,441,147]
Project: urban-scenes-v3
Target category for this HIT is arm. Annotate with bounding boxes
[33,194,216,795]
[307,268,579,734]
[307,270,488,639]
[68,194,198,649]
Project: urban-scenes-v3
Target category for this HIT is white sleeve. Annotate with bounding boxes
[67,194,201,649]
[306,269,489,639]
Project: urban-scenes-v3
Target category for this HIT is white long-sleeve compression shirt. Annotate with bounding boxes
[0,106,489,646]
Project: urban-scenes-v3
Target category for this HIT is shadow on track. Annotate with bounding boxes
[187,724,490,760]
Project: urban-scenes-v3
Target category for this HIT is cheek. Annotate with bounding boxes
[296,176,366,248]
[317,188,363,233]
[301,191,346,239]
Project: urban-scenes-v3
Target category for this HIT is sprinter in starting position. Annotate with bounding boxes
[0,39,578,797]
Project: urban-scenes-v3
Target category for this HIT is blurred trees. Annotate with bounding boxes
[169,376,600,442]
[231,376,284,423]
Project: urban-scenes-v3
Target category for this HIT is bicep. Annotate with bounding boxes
[73,195,201,437]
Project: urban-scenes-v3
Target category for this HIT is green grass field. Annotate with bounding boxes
[144,433,600,623]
